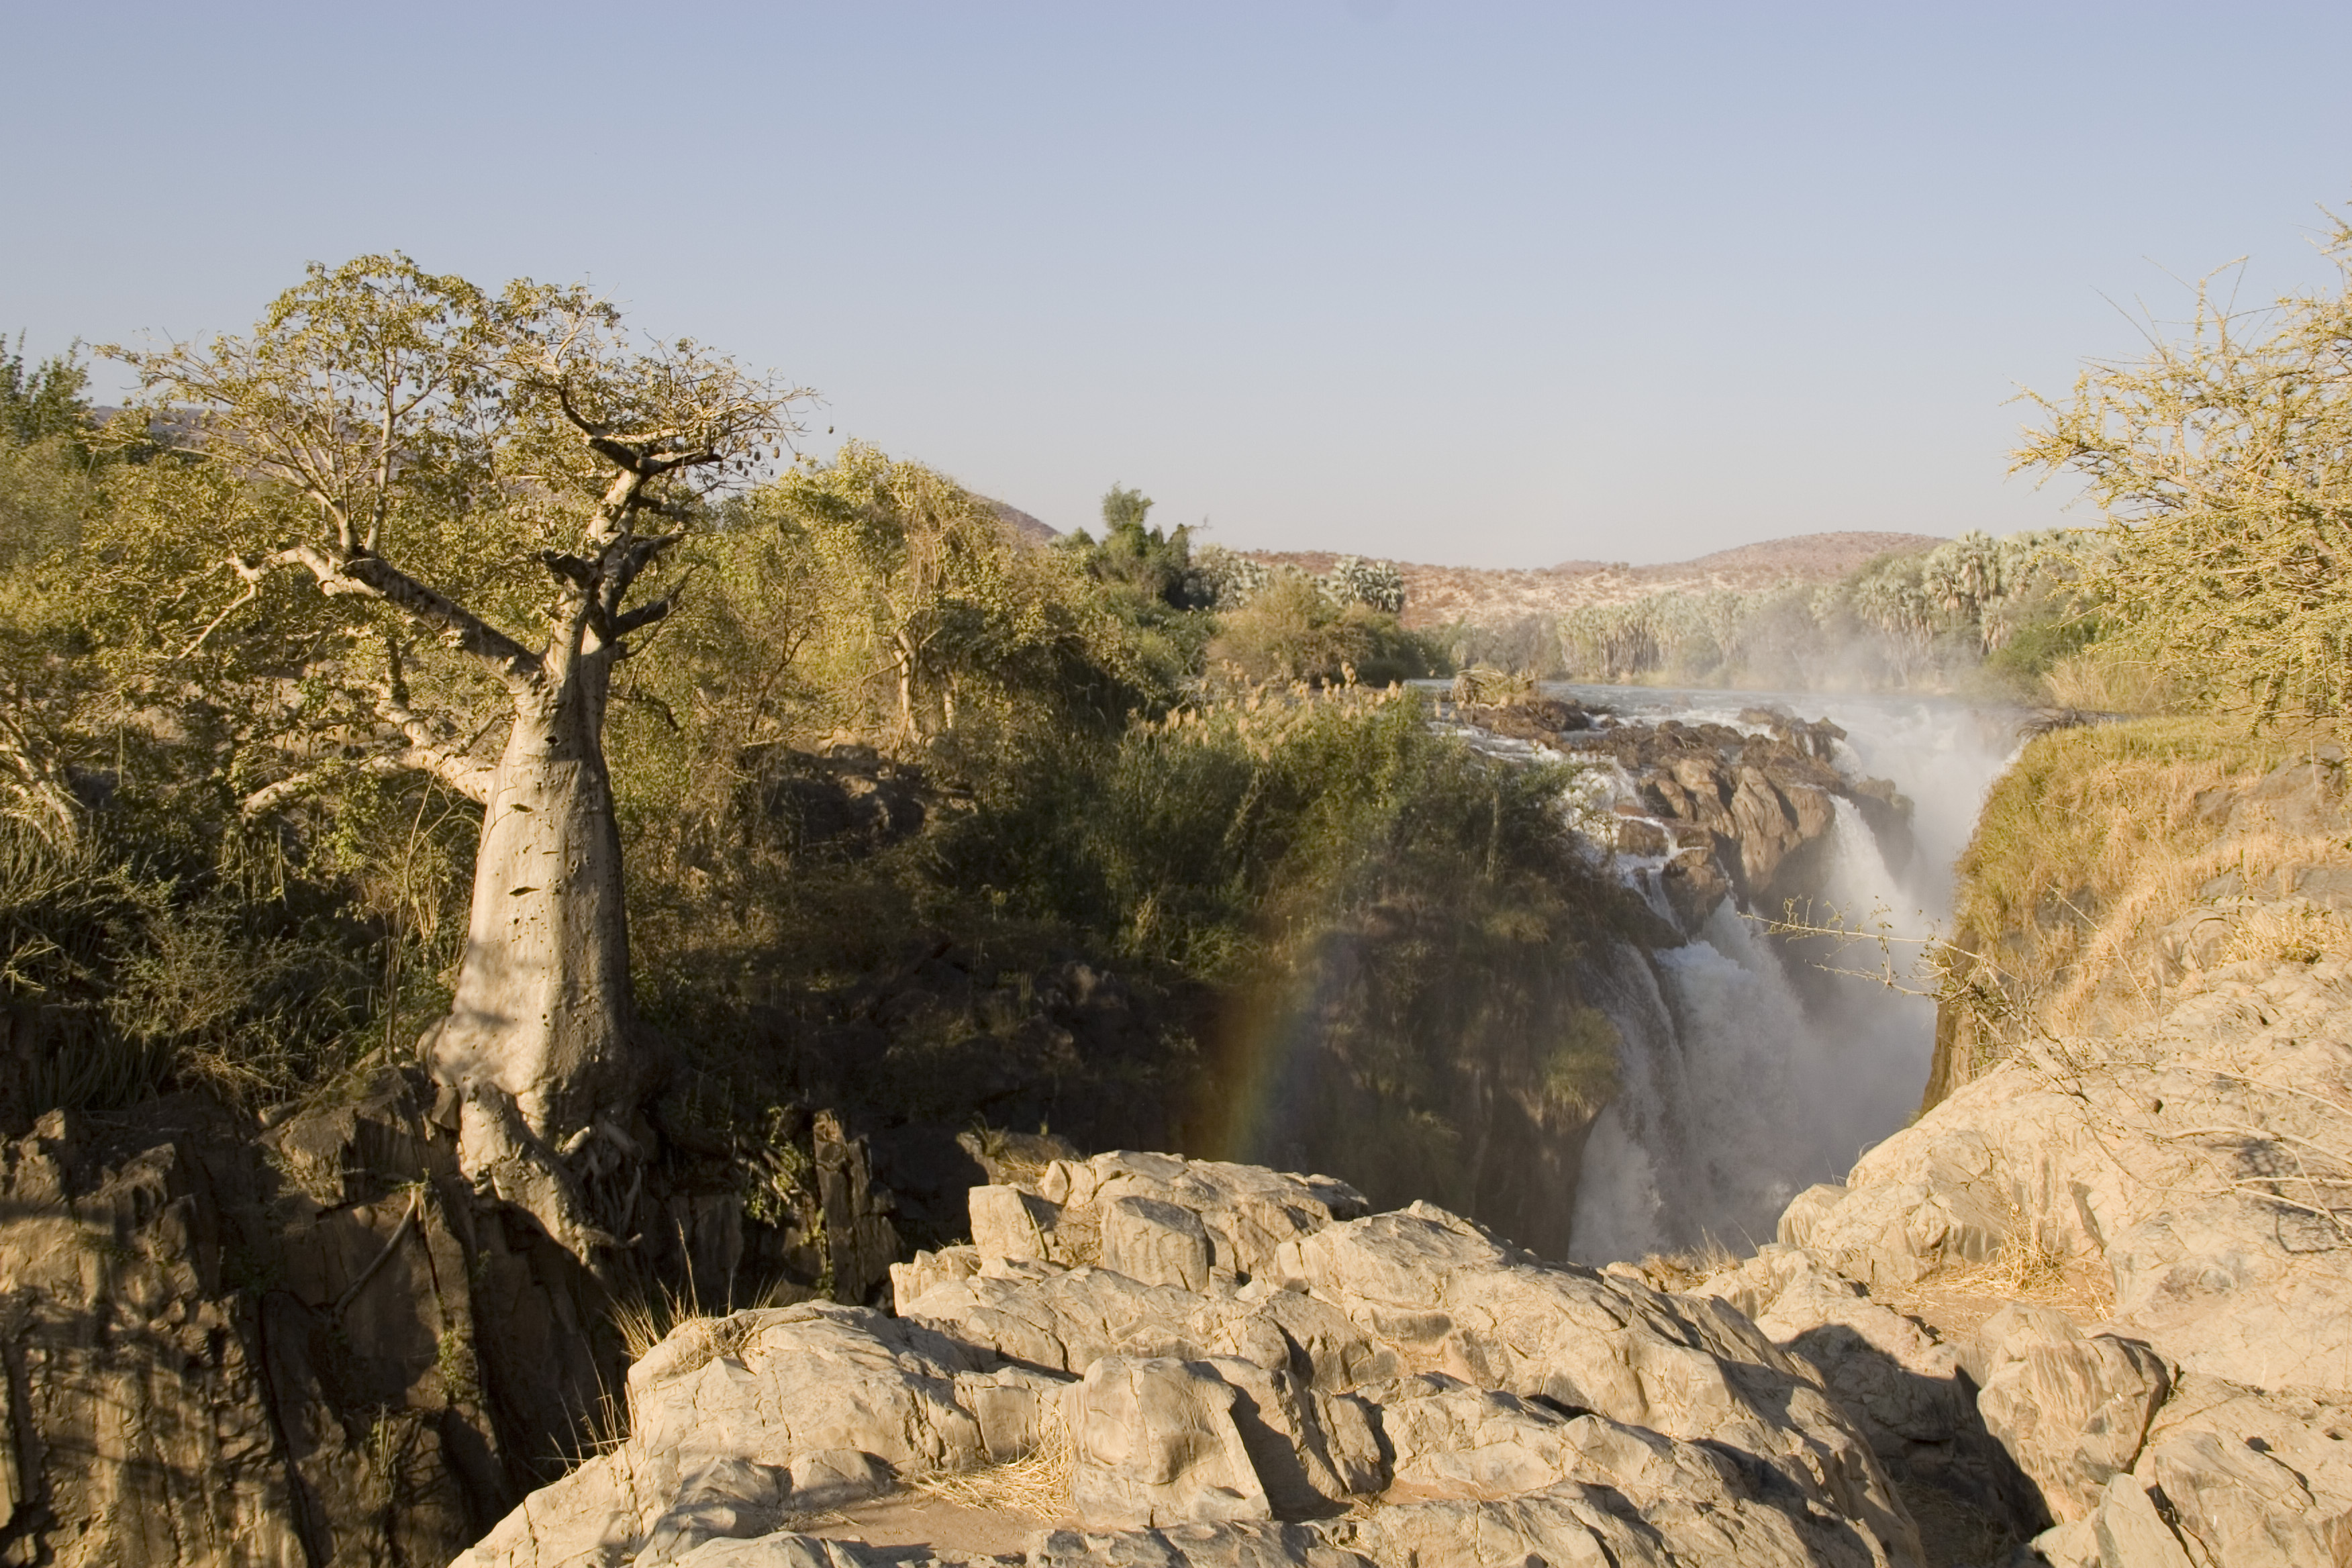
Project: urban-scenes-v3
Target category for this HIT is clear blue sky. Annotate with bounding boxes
[5,2,2349,566]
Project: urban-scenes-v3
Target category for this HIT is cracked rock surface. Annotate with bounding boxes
[454,1153,1924,1567]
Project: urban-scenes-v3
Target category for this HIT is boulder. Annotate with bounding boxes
[970,1183,1059,1263]
[1204,1357,1353,1515]
[1065,1356,1272,1529]
[1032,1521,1375,1568]
[1970,1306,2170,1524]
[1280,1203,1920,1563]
[1036,1153,1369,1283]
[889,1242,980,1314]
[2110,1373,2352,1566]
[1106,1195,1214,1292]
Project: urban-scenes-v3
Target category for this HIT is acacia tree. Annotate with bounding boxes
[111,256,808,1259]
[2017,217,2352,719]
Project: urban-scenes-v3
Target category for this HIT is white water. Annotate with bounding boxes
[1555,687,2020,1262]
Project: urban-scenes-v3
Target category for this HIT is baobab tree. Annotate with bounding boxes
[112,255,810,1259]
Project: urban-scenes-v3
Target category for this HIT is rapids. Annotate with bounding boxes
[1550,687,2022,1262]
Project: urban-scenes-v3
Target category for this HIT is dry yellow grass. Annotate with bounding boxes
[2222,897,2352,967]
[1946,716,2347,1063]
[912,1403,1075,1518]
[1623,1238,1741,1293]
[2041,829,2352,1033]
[2039,646,2180,714]
[1892,1188,2115,1331]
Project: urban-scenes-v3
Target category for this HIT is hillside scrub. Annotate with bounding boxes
[0,299,1615,1258]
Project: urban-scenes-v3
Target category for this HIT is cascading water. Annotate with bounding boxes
[1557,689,2020,1263]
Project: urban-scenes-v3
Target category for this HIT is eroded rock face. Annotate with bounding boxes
[0,1069,909,1568]
[0,1088,525,1567]
[1794,959,2352,1396]
[1681,1242,2041,1529]
[1971,1305,2171,1525]
[458,1153,1926,1567]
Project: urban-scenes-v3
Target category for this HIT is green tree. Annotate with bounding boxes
[763,442,1138,742]
[1100,482,1153,532]
[2017,217,2352,720]
[1,334,93,450]
[1067,481,1208,610]
[105,254,807,1260]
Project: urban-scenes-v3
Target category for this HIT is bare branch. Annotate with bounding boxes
[611,593,679,638]
[301,548,542,685]
[240,736,495,818]
[178,550,295,658]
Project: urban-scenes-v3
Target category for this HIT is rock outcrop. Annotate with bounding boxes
[1675,942,2352,1565]
[1453,699,1914,936]
[1799,958,2352,1394]
[0,1073,905,1567]
[454,1153,1926,1567]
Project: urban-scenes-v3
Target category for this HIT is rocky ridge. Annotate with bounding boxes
[1247,532,1948,632]
[454,1152,1926,1567]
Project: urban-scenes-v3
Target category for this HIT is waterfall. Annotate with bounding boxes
[1564,691,2016,1263]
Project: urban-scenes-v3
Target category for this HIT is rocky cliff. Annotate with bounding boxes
[0,1072,906,1567]
[436,724,2352,1567]
[1691,726,2352,1564]
[1712,943,2352,1565]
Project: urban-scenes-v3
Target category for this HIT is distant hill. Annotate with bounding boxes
[1248,530,1947,630]
[984,499,1060,546]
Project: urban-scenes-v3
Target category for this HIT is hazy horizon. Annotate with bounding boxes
[7,2,2351,568]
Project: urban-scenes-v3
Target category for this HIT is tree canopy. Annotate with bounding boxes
[2016,216,2352,720]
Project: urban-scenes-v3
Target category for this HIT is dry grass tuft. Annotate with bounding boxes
[1624,1238,1741,1293]
[2222,897,2352,967]
[2041,830,2352,1032]
[1902,1193,2114,1325]
[912,1403,1076,1519]
[609,1275,804,1369]
[2040,646,2179,714]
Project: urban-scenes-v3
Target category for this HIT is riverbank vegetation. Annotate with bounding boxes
[0,268,1642,1235]
[1547,528,2091,696]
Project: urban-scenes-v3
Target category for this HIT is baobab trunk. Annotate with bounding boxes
[426,640,654,1260]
